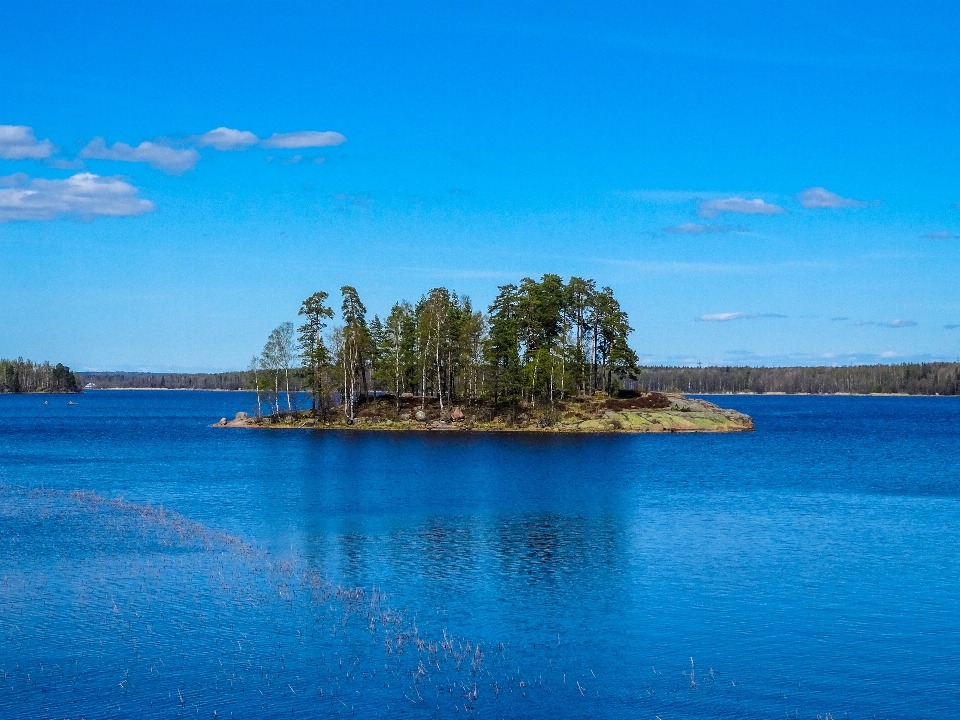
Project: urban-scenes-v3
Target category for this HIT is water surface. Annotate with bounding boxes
[1,392,958,718]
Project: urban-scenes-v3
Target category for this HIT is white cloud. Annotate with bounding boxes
[195,127,259,150]
[280,154,303,165]
[879,351,900,358]
[261,130,347,149]
[698,312,758,322]
[856,318,918,328]
[0,173,154,222]
[697,312,786,322]
[79,137,200,174]
[925,231,955,239]
[798,187,869,209]
[0,125,56,160]
[665,223,745,234]
[698,197,785,218]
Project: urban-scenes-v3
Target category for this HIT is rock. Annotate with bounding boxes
[234,411,249,422]
[603,410,620,420]
[385,419,393,425]
[401,392,415,399]
[415,410,427,422]
[451,406,465,422]
[217,418,227,426]
[400,412,411,421]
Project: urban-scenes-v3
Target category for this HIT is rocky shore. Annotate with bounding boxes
[214,392,754,434]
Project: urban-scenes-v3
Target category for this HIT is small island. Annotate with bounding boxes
[216,391,753,433]
[215,275,754,434]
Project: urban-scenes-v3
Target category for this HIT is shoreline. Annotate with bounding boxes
[213,394,756,434]
[61,388,960,397]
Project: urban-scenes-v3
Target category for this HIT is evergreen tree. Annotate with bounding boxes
[297,291,334,415]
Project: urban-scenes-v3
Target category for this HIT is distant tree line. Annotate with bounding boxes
[1,358,80,393]
[76,362,960,397]
[249,275,639,419]
[636,363,960,395]
[76,371,287,391]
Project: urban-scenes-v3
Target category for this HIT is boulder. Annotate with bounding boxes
[451,406,465,422]
[234,411,250,422]
[415,410,427,422]
[400,412,411,421]
[217,418,227,426]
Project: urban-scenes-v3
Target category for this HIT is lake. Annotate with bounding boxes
[1,391,958,718]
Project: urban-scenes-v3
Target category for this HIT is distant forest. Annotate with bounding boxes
[638,362,960,396]
[78,371,276,391]
[1,358,80,393]
[79,362,960,396]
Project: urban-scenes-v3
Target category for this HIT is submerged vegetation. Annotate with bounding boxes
[248,275,640,423]
[0,358,80,393]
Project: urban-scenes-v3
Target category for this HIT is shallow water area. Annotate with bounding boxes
[1,391,959,717]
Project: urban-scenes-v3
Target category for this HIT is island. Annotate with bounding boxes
[215,391,753,433]
[214,275,753,433]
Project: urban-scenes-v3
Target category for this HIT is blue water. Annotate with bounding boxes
[1,391,959,718]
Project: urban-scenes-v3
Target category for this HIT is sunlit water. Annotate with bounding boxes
[1,391,958,718]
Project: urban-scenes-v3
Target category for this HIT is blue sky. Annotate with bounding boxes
[2,1,960,371]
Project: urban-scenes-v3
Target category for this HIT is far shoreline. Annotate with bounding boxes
[66,388,960,397]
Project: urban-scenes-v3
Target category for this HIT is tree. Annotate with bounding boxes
[378,301,416,409]
[486,284,523,406]
[263,322,296,413]
[338,286,370,422]
[298,291,334,416]
[563,277,597,394]
[247,355,265,417]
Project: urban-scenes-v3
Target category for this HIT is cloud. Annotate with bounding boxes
[0,172,154,222]
[697,312,786,322]
[925,231,956,239]
[46,158,86,170]
[798,187,869,209]
[698,197,785,218]
[0,125,57,160]
[195,127,259,151]
[665,223,746,234]
[0,172,29,187]
[333,192,370,209]
[945,324,960,330]
[621,190,705,203]
[280,154,303,165]
[856,319,918,328]
[261,131,347,149]
[830,316,850,321]
[879,351,901,358]
[79,137,200,174]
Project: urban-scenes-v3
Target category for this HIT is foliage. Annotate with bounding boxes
[0,358,80,393]
[269,274,641,416]
[297,291,334,415]
[635,362,960,395]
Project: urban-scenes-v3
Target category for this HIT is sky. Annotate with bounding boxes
[2,1,960,371]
